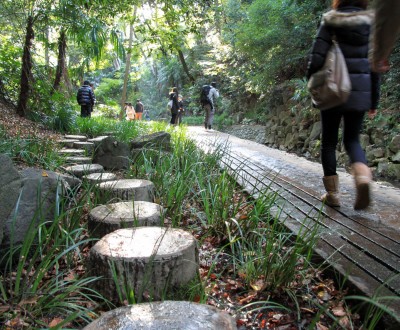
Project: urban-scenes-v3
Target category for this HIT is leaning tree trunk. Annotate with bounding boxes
[53,29,67,92]
[177,49,195,83]
[17,15,34,117]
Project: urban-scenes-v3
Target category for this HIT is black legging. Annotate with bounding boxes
[320,110,367,176]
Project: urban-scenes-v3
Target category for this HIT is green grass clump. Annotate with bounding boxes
[0,132,64,171]
[0,183,109,328]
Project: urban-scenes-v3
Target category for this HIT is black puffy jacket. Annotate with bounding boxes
[306,7,380,111]
[169,92,179,114]
[77,84,95,106]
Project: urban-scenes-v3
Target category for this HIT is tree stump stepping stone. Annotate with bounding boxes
[88,136,109,147]
[87,227,199,302]
[97,179,155,202]
[64,164,104,178]
[58,148,86,157]
[65,156,92,165]
[83,301,237,330]
[83,172,117,184]
[64,134,87,141]
[73,141,95,153]
[88,201,163,239]
[57,139,80,148]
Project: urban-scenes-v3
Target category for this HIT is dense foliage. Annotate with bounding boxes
[1,0,398,127]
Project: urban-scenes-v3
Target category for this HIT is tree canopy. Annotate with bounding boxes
[0,0,399,122]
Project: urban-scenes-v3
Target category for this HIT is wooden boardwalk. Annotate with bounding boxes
[188,127,400,324]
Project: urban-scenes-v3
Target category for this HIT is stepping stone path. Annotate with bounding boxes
[56,132,226,327]
[97,179,155,202]
[88,201,163,239]
[64,164,104,178]
[83,301,237,330]
[82,172,117,184]
[87,227,199,302]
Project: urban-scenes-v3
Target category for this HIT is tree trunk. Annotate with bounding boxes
[53,29,67,92]
[45,26,50,69]
[120,8,138,119]
[177,49,195,83]
[17,16,34,117]
[120,22,134,119]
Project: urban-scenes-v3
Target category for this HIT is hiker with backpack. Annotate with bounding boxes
[200,82,219,130]
[77,80,96,118]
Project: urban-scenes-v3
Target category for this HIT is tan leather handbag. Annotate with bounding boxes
[308,40,351,111]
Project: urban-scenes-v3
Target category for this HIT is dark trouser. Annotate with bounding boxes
[170,111,178,125]
[320,110,367,176]
[204,103,214,128]
[81,104,91,118]
[176,110,183,125]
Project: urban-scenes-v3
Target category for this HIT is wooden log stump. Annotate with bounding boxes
[58,148,86,157]
[88,201,163,239]
[83,172,117,185]
[64,164,104,178]
[65,156,92,165]
[73,141,95,153]
[88,136,109,147]
[83,301,237,330]
[87,227,199,302]
[64,134,87,141]
[58,139,79,148]
[97,179,155,203]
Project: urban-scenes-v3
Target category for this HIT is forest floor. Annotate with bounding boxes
[0,101,370,329]
[0,101,61,140]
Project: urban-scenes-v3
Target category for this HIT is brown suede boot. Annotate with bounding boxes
[352,162,372,210]
[321,175,340,207]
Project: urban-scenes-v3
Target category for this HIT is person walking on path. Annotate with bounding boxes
[77,80,95,118]
[169,87,180,125]
[124,102,135,121]
[134,99,144,120]
[370,0,400,72]
[306,0,380,210]
[200,82,219,130]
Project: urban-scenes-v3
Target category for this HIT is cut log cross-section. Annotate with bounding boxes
[87,227,199,303]
[88,201,163,239]
[82,172,117,185]
[97,179,155,203]
[83,301,237,330]
[64,164,104,178]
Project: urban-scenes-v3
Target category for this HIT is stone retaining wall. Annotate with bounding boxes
[222,122,400,182]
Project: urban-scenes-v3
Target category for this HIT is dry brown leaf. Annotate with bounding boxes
[64,271,76,281]
[238,291,258,304]
[18,296,38,306]
[250,279,267,292]
[49,317,64,327]
[339,316,351,328]
[332,306,347,317]
[316,322,329,330]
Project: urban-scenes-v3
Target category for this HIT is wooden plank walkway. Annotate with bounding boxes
[188,126,400,323]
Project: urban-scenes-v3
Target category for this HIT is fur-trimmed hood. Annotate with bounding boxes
[322,9,374,28]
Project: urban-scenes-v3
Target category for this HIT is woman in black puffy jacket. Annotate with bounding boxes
[169,87,179,125]
[306,0,380,210]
